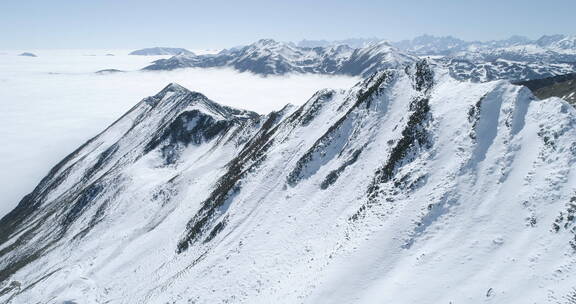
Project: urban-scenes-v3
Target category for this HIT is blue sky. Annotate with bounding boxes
[1,0,575,49]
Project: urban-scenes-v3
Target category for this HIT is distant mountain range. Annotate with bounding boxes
[298,34,576,57]
[143,39,414,77]
[129,47,194,56]
[141,35,576,84]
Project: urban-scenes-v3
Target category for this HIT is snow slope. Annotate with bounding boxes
[2,61,576,303]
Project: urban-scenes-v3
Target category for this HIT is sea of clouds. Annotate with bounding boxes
[0,49,359,217]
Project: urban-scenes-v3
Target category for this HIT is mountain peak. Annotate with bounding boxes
[157,83,259,122]
[151,82,193,101]
[360,40,402,54]
[550,35,576,50]
[163,82,188,92]
[147,83,236,117]
[536,34,567,47]
[254,38,281,47]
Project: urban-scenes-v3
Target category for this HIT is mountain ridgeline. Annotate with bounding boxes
[2,62,576,303]
[142,36,576,84]
[143,39,414,77]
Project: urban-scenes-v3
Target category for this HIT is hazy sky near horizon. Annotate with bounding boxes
[1,0,575,49]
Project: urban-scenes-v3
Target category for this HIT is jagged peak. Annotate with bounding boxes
[151,82,196,101]
[163,82,188,92]
[150,83,259,121]
[364,40,395,50]
[254,38,279,46]
[247,38,296,52]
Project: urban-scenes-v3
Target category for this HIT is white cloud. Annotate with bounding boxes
[0,49,358,217]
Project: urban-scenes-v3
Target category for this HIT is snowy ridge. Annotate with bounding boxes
[2,62,576,303]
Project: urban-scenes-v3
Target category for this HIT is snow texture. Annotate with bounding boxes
[2,61,576,303]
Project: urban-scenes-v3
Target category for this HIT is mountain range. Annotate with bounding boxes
[143,39,414,77]
[142,35,576,83]
[2,61,576,303]
[129,47,195,56]
[300,34,576,56]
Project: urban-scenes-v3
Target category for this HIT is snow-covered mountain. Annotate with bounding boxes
[391,34,576,82]
[2,61,576,303]
[440,56,576,82]
[297,34,569,57]
[406,35,576,82]
[129,47,194,56]
[394,34,576,57]
[142,37,576,83]
[536,34,576,51]
[143,39,416,77]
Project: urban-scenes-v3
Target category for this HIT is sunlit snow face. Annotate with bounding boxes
[0,49,359,216]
